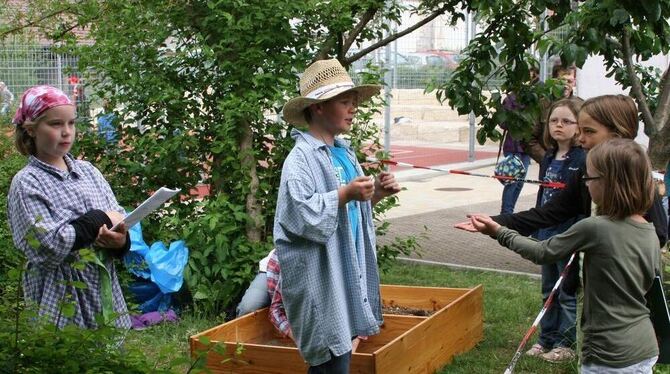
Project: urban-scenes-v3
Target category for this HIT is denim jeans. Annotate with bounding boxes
[500,152,531,214]
[235,272,270,317]
[537,257,577,349]
[308,350,352,374]
[581,356,657,373]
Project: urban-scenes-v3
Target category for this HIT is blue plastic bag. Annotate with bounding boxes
[124,223,151,279]
[128,281,172,313]
[124,221,189,293]
[145,240,189,294]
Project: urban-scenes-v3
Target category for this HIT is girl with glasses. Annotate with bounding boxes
[470,139,660,373]
[456,95,667,368]
[524,98,585,362]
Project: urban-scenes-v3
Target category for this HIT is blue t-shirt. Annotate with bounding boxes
[328,145,360,246]
[540,158,564,206]
[536,158,572,240]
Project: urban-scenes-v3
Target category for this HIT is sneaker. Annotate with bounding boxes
[541,347,576,363]
[525,343,549,357]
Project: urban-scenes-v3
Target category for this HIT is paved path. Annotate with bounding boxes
[379,154,543,276]
[381,194,541,275]
[387,144,498,171]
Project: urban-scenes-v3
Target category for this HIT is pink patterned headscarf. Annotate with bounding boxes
[12,85,73,126]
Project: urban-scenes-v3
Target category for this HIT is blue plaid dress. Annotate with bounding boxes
[7,154,131,329]
[274,130,383,366]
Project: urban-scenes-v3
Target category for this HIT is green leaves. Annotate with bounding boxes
[610,8,630,26]
[60,301,76,319]
[641,0,662,21]
[433,0,670,150]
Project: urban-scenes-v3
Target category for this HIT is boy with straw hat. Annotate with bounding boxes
[275,58,401,373]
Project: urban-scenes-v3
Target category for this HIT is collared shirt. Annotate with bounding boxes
[7,154,131,329]
[274,129,382,366]
[266,250,290,337]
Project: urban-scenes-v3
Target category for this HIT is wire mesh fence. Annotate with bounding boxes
[0,6,563,166]
[0,37,90,122]
[348,5,496,165]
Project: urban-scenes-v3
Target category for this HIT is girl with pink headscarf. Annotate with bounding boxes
[8,85,131,329]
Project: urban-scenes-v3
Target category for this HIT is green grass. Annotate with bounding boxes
[129,262,581,373]
[124,311,222,371]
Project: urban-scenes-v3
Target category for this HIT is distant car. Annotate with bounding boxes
[348,50,415,73]
[424,50,462,69]
[404,52,449,68]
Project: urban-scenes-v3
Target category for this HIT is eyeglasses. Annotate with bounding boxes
[549,118,578,126]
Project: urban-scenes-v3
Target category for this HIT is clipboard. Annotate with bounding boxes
[111,187,180,231]
[647,275,670,363]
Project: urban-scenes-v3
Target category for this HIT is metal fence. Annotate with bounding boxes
[348,6,487,164]
[0,7,569,166]
[0,38,90,120]
[350,5,571,165]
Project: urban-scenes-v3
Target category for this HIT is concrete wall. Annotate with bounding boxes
[576,54,669,146]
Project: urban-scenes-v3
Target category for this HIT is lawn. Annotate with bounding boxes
[127,261,580,373]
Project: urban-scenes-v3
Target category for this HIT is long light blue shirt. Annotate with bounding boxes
[273,129,382,366]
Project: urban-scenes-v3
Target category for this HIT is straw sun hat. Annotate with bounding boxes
[282,58,381,126]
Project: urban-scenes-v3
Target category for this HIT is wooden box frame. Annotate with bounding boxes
[190,284,483,373]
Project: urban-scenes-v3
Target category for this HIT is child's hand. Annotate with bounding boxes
[454,219,478,232]
[105,211,125,226]
[373,172,401,201]
[352,337,361,353]
[469,214,501,237]
[345,176,375,202]
[454,213,489,232]
[95,223,127,249]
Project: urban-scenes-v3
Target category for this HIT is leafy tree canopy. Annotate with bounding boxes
[436,0,670,168]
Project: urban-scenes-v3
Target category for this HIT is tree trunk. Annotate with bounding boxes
[240,119,263,243]
[647,124,670,169]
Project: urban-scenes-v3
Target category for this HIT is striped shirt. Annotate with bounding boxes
[266,250,291,336]
[274,129,382,366]
[7,154,131,329]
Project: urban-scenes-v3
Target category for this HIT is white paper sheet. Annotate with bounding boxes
[112,187,181,230]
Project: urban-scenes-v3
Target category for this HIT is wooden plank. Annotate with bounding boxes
[380,284,469,311]
[356,315,426,353]
[192,339,375,373]
[373,285,484,374]
[189,308,275,357]
[216,308,275,342]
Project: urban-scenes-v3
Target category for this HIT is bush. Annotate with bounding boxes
[181,193,273,317]
[0,131,26,286]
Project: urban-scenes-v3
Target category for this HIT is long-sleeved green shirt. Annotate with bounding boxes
[496,216,660,367]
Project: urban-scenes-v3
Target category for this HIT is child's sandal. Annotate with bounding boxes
[525,343,548,357]
[541,347,575,363]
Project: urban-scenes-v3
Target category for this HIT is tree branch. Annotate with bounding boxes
[653,66,670,132]
[336,31,344,61]
[341,7,378,54]
[0,6,73,39]
[622,28,656,136]
[344,5,450,65]
[313,36,337,62]
[605,36,622,51]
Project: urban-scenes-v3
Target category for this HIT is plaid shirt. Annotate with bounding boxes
[274,129,382,366]
[266,250,291,336]
[7,154,131,329]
